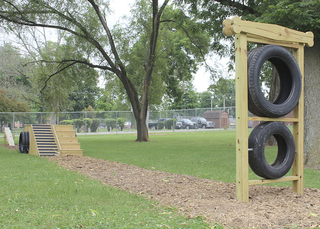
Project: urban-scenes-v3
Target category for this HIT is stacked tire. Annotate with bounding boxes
[19,131,29,154]
[247,45,301,179]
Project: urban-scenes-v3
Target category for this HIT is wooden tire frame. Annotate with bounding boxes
[223,17,314,202]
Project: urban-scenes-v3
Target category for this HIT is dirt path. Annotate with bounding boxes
[48,155,320,228]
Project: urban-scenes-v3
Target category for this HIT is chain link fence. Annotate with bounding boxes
[0,107,239,136]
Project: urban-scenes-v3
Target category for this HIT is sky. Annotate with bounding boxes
[107,0,230,93]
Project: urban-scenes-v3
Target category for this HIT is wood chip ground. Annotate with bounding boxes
[48,155,320,229]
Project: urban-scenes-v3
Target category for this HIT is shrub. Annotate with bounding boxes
[60,120,73,125]
[105,118,116,131]
[91,119,100,132]
[166,119,176,130]
[73,119,84,132]
[117,118,126,131]
[83,118,93,132]
[157,121,165,130]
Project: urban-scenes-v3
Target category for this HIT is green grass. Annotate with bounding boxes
[0,147,210,228]
[79,130,320,189]
[2,129,320,228]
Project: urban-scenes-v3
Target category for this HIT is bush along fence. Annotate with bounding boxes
[0,107,239,135]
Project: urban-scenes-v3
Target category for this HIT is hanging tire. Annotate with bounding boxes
[248,122,296,179]
[248,45,301,117]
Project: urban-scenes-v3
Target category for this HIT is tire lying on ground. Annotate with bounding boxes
[19,131,29,154]
[248,45,302,117]
[248,122,296,179]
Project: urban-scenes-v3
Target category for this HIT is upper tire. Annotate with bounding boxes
[248,45,302,117]
[248,122,296,179]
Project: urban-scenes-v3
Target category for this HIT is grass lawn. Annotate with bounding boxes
[79,130,320,189]
[0,146,210,228]
[1,129,319,228]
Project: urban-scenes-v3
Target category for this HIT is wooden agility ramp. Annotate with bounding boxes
[23,124,83,157]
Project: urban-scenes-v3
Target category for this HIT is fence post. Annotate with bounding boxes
[85,111,87,135]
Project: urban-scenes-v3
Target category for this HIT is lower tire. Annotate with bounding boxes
[248,122,296,179]
[186,125,189,130]
[202,125,206,129]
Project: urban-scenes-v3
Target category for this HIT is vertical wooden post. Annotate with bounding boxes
[292,44,305,194]
[235,33,249,202]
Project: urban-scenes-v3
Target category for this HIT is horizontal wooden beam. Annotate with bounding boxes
[248,117,299,122]
[223,17,314,47]
[248,176,299,185]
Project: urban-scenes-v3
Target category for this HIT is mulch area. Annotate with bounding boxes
[47,155,320,229]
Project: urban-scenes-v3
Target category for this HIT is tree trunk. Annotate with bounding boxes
[304,38,320,166]
[269,65,280,103]
[136,116,149,142]
[267,65,280,146]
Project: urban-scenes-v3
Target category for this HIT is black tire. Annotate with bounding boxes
[247,46,267,117]
[248,122,296,179]
[24,132,29,154]
[19,132,29,154]
[248,45,301,117]
[202,125,206,129]
[19,132,24,153]
[186,125,190,130]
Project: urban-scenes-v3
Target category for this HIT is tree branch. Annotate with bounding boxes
[40,61,77,93]
[214,0,256,14]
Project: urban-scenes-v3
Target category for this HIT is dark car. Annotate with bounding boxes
[148,121,158,130]
[175,119,198,130]
[191,117,215,129]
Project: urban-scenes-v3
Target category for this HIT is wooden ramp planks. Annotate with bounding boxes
[23,124,83,157]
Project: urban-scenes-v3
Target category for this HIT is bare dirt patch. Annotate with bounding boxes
[1,144,19,151]
[48,155,320,228]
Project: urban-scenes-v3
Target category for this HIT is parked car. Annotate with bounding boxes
[158,118,171,123]
[148,121,157,130]
[175,119,198,130]
[191,117,215,129]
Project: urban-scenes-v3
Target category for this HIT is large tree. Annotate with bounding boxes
[0,0,210,141]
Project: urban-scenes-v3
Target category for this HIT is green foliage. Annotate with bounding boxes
[208,78,235,108]
[166,119,176,129]
[170,87,200,110]
[60,120,73,125]
[0,89,28,131]
[117,118,126,130]
[157,121,165,130]
[90,119,101,132]
[105,118,117,131]
[256,0,320,38]
[83,118,93,131]
[73,119,84,131]
[0,43,32,106]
